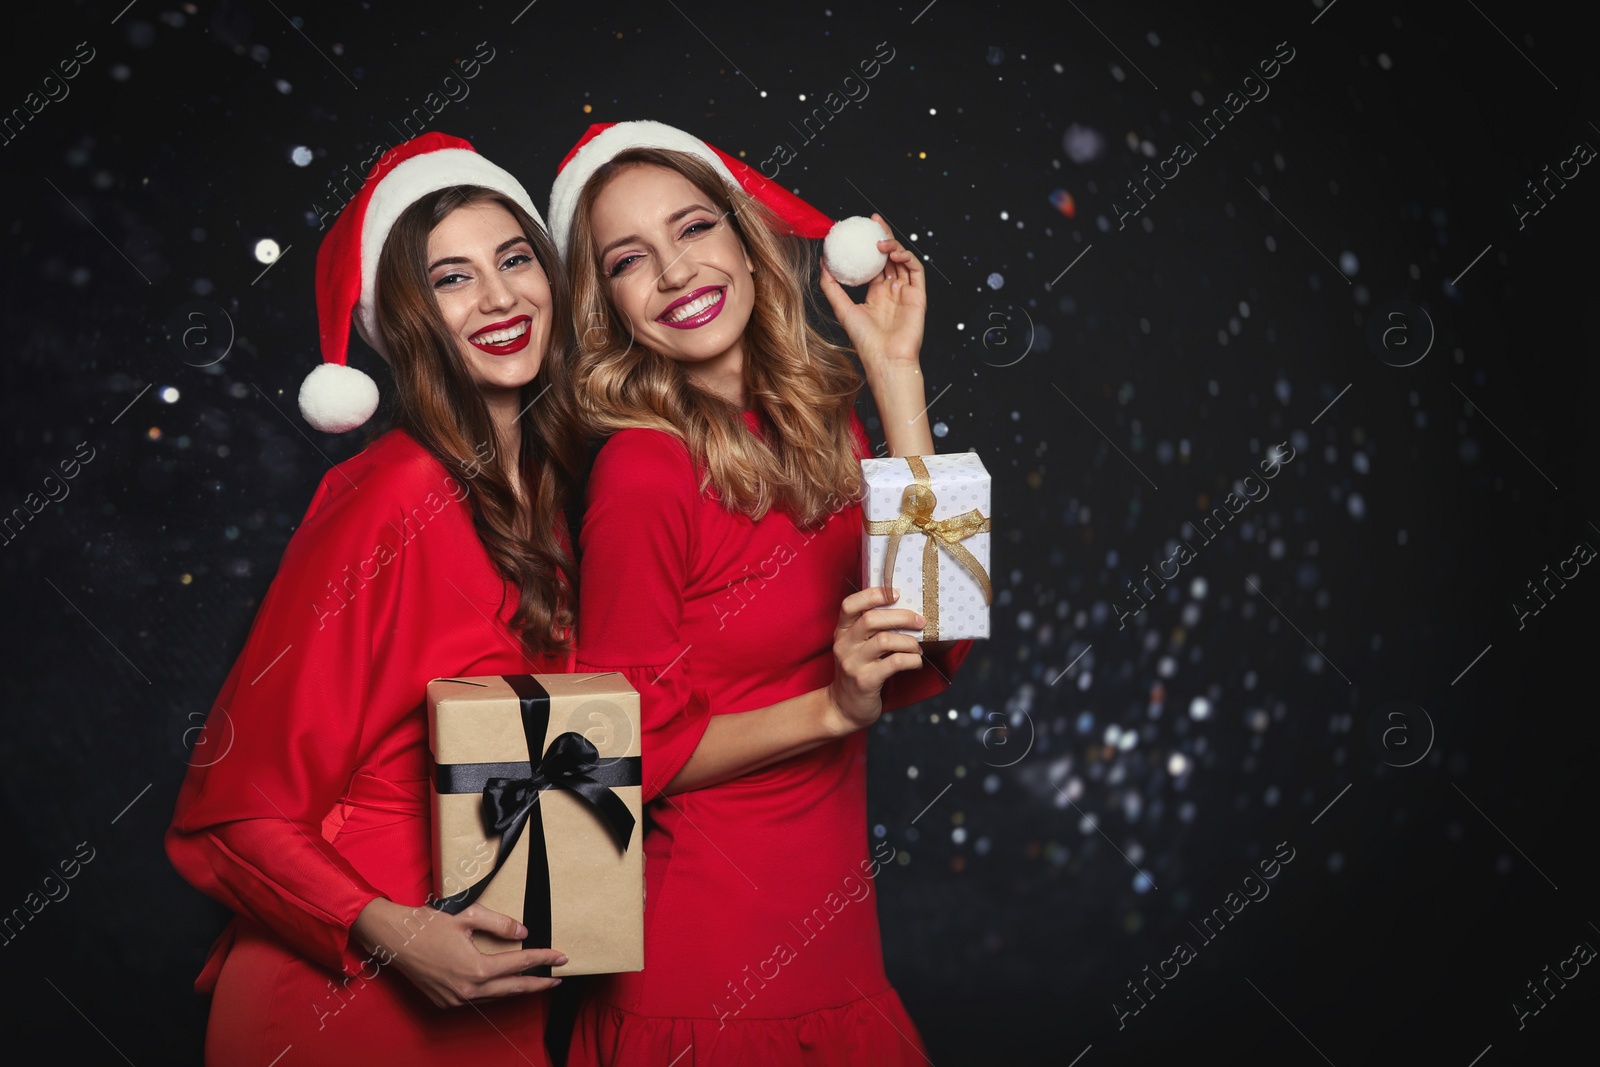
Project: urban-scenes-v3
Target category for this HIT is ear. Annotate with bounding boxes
[743,243,755,274]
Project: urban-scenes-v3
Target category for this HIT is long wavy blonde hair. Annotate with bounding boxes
[566,147,863,525]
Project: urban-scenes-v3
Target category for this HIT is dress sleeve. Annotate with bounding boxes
[576,430,713,803]
[165,461,417,977]
[882,640,973,711]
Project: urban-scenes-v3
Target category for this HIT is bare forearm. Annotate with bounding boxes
[351,896,405,955]
[867,362,936,457]
[663,687,848,795]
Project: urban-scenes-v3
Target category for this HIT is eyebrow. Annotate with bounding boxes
[598,203,717,259]
[427,235,531,272]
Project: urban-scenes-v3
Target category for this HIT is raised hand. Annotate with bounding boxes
[818,212,927,372]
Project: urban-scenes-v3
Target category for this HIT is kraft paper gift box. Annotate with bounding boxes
[427,673,642,976]
[860,452,993,641]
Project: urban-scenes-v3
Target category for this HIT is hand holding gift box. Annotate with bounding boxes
[860,453,993,641]
[427,674,643,976]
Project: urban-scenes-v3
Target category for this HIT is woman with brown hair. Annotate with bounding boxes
[548,121,973,1065]
[166,133,583,1064]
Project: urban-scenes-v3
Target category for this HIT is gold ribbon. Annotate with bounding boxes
[864,456,992,639]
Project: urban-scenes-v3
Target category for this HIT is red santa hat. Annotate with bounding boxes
[302,131,545,433]
[546,120,889,286]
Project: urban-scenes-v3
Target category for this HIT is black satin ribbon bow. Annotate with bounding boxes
[479,730,637,865]
[430,676,639,973]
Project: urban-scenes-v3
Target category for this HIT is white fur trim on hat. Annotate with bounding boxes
[823,216,890,287]
[299,361,381,434]
[548,121,738,258]
[355,148,543,359]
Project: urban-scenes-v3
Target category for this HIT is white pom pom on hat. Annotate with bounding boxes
[304,132,546,433]
[298,363,381,435]
[546,120,889,283]
[823,215,890,286]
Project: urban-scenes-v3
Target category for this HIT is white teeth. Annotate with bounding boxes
[664,289,722,323]
[473,320,529,345]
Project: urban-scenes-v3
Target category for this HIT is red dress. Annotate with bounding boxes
[166,429,572,1066]
[568,411,971,1066]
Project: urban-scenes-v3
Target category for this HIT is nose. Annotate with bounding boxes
[656,247,696,292]
[479,268,516,312]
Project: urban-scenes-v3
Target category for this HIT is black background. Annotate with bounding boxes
[1,1,1595,1064]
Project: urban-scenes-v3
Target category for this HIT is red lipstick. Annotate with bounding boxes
[657,286,725,330]
[469,314,533,355]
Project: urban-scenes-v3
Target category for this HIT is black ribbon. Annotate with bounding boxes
[430,676,640,972]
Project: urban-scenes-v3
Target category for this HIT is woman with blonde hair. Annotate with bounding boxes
[548,120,972,1065]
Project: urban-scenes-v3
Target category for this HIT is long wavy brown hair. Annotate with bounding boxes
[566,147,863,524]
[373,185,582,657]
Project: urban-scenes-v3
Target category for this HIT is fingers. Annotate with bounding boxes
[458,909,571,977]
[847,650,928,697]
[870,630,924,656]
[839,631,921,677]
[866,213,922,287]
[474,974,565,999]
[479,946,570,979]
[880,650,928,676]
[840,589,926,642]
[875,236,914,262]
[434,968,562,1008]
[867,213,902,287]
[817,263,855,319]
[840,584,899,622]
[892,242,925,288]
[460,904,528,943]
[876,245,908,288]
[877,244,923,291]
[853,609,925,638]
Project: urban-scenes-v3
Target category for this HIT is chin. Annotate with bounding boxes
[471,364,541,396]
[651,326,742,365]
[459,346,544,390]
[507,362,544,389]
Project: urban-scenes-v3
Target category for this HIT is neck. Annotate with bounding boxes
[683,341,749,408]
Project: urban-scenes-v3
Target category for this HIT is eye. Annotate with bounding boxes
[608,253,642,278]
[501,252,533,271]
[433,271,469,290]
[682,219,717,238]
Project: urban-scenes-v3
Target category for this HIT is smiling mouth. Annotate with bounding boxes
[470,315,532,354]
[657,286,725,328]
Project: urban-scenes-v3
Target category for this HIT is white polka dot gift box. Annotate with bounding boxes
[860,452,992,641]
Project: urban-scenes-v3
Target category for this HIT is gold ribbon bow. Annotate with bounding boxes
[864,456,992,639]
